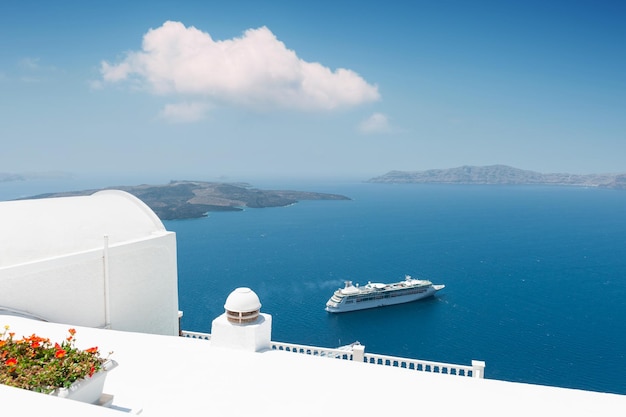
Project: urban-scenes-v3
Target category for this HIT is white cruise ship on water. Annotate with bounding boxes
[325,275,445,313]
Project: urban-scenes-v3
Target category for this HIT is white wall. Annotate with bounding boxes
[0,191,180,336]
[0,232,179,335]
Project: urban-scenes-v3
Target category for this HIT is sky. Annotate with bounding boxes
[1,1,625,183]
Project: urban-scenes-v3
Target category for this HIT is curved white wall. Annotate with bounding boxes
[0,191,179,335]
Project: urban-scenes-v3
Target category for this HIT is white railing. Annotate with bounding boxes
[180,330,485,378]
[181,330,211,341]
[269,341,354,360]
[362,352,485,378]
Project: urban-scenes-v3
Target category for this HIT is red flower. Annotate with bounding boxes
[5,357,17,367]
[88,366,96,377]
[66,328,76,342]
[85,347,98,354]
[54,349,66,359]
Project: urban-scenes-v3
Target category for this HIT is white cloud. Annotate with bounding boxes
[100,21,380,111]
[18,57,41,70]
[358,112,391,134]
[159,101,211,123]
[16,57,59,83]
[89,79,104,90]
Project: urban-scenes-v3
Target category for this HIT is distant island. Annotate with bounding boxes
[368,165,626,190]
[24,180,351,220]
[0,171,74,182]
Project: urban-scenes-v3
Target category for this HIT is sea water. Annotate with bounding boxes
[2,180,625,394]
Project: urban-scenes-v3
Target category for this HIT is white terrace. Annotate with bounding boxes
[3,294,626,416]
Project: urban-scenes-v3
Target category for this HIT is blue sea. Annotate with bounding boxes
[2,180,625,394]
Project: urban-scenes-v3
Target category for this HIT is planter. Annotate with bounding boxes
[50,360,118,404]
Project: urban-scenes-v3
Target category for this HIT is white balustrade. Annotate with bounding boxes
[180,331,484,378]
[181,330,212,340]
[362,352,479,377]
[270,341,353,360]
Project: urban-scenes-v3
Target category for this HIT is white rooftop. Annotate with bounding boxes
[2,315,625,416]
[0,190,165,267]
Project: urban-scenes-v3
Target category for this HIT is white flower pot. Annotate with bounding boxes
[51,360,118,404]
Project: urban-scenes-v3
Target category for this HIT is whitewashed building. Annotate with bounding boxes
[0,190,179,335]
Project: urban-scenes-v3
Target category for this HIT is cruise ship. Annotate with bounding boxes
[325,275,445,313]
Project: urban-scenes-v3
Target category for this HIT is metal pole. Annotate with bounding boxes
[103,235,111,329]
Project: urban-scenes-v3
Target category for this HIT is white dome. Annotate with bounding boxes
[224,287,261,313]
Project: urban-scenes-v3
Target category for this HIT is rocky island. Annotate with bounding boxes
[25,180,350,220]
[0,171,74,182]
[368,165,626,190]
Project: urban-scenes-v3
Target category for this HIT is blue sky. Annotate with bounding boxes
[1,1,624,182]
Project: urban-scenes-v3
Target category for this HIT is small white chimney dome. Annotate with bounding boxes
[224,287,261,324]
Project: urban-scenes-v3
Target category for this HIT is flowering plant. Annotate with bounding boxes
[0,325,108,394]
